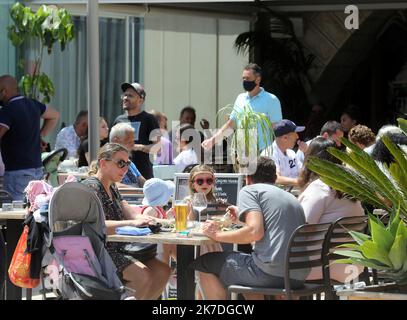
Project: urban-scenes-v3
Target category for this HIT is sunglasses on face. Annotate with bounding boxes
[194,178,214,186]
[121,91,142,100]
[108,159,131,169]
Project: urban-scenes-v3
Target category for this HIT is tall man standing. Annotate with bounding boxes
[202,63,282,153]
[113,82,160,179]
[0,75,60,200]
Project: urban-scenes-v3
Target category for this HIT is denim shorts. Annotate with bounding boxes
[190,251,303,289]
[4,167,44,201]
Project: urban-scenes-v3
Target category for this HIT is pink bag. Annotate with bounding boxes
[52,236,97,276]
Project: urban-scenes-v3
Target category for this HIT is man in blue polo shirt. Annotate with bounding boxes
[0,75,60,200]
[202,63,282,153]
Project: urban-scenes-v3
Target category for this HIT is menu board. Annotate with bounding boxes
[174,173,244,205]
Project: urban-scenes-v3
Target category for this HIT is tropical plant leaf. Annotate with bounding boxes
[368,213,394,252]
[307,157,392,210]
[8,2,74,102]
[333,250,365,260]
[329,139,404,207]
[335,243,362,251]
[397,118,407,135]
[360,240,393,267]
[382,135,407,183]
[342,258,392,270]
[332,258,354,265]
[388,204,401,237]
[389,234,407,271]
[348,230,371,245]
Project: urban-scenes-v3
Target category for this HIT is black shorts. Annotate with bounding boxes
[190,251,303,289]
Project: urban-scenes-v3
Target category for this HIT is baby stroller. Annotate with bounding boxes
[40,182,126,300]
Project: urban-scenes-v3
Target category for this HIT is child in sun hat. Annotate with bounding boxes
[140,178,176,265]
[141,178,175,219]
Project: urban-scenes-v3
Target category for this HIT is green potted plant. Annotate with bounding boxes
[8,2,74,103]
[306,118,407,299]
[217,103,274,173]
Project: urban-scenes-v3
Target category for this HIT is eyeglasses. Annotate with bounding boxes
[194,178,214,186]
[108,159,131,169]
[121,93,136,99]
[121,91,142,100]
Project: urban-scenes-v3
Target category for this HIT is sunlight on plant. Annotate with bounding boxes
[307,126,407,284]
[7,2,74,103]
[217,103,274,167]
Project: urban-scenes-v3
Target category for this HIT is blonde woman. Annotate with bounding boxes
[83,143,171,299]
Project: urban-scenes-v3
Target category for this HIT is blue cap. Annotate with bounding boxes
[274,119,305,137]
[142,178,175,206]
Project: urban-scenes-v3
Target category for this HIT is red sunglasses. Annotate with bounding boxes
[194,178,214,186]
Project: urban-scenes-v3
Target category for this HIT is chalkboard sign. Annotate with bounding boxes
[174,173,244,205]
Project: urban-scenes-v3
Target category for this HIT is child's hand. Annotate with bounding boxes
[166,207,175,219]
[225,206,239,223]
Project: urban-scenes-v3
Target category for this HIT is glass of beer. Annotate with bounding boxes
[174,200,188,231]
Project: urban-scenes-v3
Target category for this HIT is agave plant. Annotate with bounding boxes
[217,104,274,170]
[307,119,407,283]
[334,207,407,284]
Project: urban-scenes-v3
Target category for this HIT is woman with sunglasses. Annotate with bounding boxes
[83,143,171,299]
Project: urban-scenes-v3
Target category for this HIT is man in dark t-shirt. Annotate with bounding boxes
[0,75,59,200]
[113,82,160,179]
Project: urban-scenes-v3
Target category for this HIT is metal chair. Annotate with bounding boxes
[0,189,13,242]
[228,222,332,300]
[322,215,369,297]
[0,189,13,300]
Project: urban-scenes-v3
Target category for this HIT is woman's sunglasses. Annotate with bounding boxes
[194,178,214,186]
[108,159,131,169]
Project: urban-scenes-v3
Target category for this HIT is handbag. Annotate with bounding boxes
[8,225,40,288]
[122,243,157,263]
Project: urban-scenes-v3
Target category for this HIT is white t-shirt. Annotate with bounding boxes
[261,141,302,178]
[173,148,198,173]
[298,179,364,224]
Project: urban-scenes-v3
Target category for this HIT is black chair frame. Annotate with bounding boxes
[228,222,332,300]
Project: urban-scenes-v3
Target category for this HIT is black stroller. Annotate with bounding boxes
[41,182,128,300]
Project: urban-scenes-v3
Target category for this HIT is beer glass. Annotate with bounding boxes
[174,200,188,231]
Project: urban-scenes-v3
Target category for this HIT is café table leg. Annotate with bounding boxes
[5,219,23,300]
[176,244,195,300]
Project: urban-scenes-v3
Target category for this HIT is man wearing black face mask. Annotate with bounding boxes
[202,63,282,153]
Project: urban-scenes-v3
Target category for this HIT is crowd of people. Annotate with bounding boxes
[0,61,406,300]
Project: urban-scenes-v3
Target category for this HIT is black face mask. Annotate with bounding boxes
[243,80,256,92]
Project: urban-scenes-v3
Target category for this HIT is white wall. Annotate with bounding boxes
[144,13,249,129]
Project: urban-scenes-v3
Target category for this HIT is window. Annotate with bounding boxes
[22,15,141,145]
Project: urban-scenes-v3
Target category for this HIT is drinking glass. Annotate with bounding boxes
[192,193,208,222]
[174,200,188,231]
